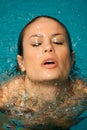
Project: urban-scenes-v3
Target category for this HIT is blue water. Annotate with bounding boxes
[0,0,87,129]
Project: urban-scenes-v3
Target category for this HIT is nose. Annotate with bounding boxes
[44,48,53,53]
[43,43,55,53]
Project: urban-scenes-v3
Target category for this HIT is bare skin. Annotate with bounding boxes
[0,76,87,130]
[0,17,87,130]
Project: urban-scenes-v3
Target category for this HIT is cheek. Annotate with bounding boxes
[23,54,34,67]
[23,49,42,69]
[58,49,72,68]
[57,50,72,78]
[63,52,72,72]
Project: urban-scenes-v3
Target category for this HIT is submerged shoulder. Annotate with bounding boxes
[72,78,87,96]
[0,75,25,106]
[1,75,24,89]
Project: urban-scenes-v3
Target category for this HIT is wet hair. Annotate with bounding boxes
[18,15,73,57]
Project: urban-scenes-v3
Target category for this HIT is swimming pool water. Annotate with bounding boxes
[0,0,87,129]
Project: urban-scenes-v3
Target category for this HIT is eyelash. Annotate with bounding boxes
[32,43,42,47]
[53,41,63,45]
[32,41,63,47]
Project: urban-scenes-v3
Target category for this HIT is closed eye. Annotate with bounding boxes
[53,41,63,45]
[32,43,42,47]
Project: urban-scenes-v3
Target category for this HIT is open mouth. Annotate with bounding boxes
[41,59,57,69]
[44,60,55,65]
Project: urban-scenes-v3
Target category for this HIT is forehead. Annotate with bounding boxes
[23,17,67,37]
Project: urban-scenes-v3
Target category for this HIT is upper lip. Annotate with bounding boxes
[41,57,58,66]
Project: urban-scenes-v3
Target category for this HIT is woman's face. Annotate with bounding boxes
[17,18,74,82]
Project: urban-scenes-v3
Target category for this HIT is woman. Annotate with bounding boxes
[0,15,87,130]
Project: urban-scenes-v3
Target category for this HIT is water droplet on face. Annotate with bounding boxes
[43,70,52,78]
[15,79,19,84]
[36,25,40,29]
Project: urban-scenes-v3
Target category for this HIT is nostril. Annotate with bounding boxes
[50,49,52,52]
[44,50,47,52]
[44,49,53,53]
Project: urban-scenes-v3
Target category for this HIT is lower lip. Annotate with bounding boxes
[42,63,58,69]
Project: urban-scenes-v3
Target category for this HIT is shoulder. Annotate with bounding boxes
[0,75,25,106]
[1,75,25,91]
[72,78,87,97]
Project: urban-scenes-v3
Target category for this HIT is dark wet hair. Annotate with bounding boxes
[18,15,73,57]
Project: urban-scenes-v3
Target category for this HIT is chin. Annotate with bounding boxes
[28,73,68,82]
[41,75,68,82]
[39,75,61,82]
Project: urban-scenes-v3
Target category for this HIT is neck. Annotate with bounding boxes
[24,76,69,101]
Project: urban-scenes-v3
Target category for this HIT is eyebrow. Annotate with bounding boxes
[51,33,66,38]
[29,34,43,38]
[29,33,66,38]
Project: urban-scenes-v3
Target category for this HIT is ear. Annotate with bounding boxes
[71,51,75,66]
[17,55,26,72]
